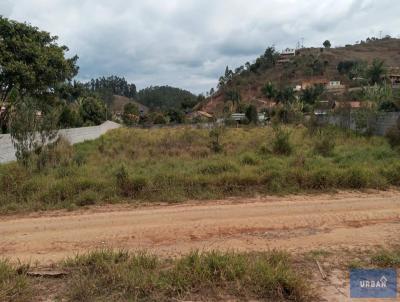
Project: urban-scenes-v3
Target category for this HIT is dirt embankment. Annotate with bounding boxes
[1,190,400,265]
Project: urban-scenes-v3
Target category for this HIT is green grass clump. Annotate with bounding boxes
[0,260,31,302]
[63,250,313,301]
[371,249,400,267]
[1,126,399,214]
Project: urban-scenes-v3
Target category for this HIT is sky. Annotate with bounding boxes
[1,0,400,94]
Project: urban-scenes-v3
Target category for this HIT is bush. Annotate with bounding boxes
[240,153,259,166]
[314,133,335,157]
[209,127,224,153]
[385,125,400,148]
[272,128,292,156]
[115,166,147,198]
[62,250,313,301]
[0,259,31,302]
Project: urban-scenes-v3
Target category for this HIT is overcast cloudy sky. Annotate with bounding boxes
[1,0,399,94]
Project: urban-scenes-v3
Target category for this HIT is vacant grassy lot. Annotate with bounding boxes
[1,126,400,213]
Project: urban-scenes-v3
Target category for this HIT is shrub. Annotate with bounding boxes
[209,127,224,153]
[35,136,74,171]
[314,132,335,157]
[0,259,31,302]
[371,249,400,267]
[115,166,148,198]
[385,125,400,148]
[240,153,259,166]
[62,250,313,301]
[115,165,131,197]
[272,128,292,156]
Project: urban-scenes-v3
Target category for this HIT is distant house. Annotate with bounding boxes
[314,101,332,116]
[388,68,400,87]
[230,113,267,123]
[231,113,246,122]
[326,81,346,92]
[294,85,302,92]
[333,101,373,110]
[187,110,214,122]
[277,48,296,64]
[301,78,328,90]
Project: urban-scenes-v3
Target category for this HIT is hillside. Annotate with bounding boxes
[111,95,149,114]
[200,37,400,114]
[137,85,198,110]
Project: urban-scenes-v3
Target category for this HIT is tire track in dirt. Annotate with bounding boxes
[1,190,400,264]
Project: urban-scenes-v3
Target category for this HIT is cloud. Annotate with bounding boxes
[3,0,400,93]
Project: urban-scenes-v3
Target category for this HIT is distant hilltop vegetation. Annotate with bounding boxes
[198,37,400,115]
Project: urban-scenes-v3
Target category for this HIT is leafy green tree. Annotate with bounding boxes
[153,113,167,125]
[0,17,78,102]
[276,87,296,105]
[59,103,82,128]
[137,86,197,110]
[79,97,106,126]
[122,103,139,126]
[300,84,325,105]
[262,82,277,99]
[323,40,331,48]
[245,105,258,125]
[167,109,185,124]
[367,59,386,85]
[9,96,60,164]
[225,90,241,107]
[0,17,78,132]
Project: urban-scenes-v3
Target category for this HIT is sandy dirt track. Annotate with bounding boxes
[1,191,400,265]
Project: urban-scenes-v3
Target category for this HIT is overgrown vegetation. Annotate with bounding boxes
[0,250,314,302]
[0,260,31,302]
[371,248,400,267]
[1,126,400,214]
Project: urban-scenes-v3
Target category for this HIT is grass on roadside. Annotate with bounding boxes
[0,250,315,302]
[0,260,31,302]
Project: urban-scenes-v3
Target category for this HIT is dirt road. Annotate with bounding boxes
[1,191,400,264]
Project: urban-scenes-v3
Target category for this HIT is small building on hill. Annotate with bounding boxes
[326,80,346,92]
[301,78,329,90]
[277,48,296,64]
[333,101,373,111]
[388,68,400,87]
[187,110,214,122]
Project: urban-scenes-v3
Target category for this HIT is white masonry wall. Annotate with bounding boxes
[0,121,121,164]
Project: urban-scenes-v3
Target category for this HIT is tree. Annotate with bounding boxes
[167,109,185,124]
[367,59,386,85]
[79,97,106,126]
[153,113,167,125]
[59,102,82,128]
[300,84,325,105]
[122,103,139,126]
[262,82,277,99]
[0,17,78,132]
[9,96,59,164]
[245,105,258,125]
[276,87,296,105]
[0,17,78,102]
[137,86,197,110]
[323,40,331,48]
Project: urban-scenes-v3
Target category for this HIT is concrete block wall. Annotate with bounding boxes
[0,121,121,164]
